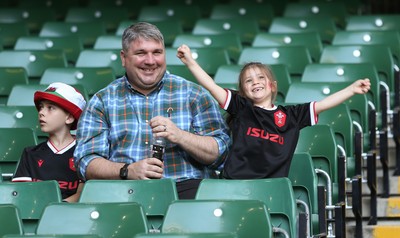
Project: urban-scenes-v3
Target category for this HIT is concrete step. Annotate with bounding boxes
[346,196,400,218]
[346,220,400,238]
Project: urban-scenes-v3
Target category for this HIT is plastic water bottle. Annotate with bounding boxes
[151,137,166,161]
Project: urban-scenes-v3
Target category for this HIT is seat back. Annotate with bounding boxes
[14,36,83,65]
[166,65,197,84]
[209,3,274,30]
[0,67,29,105]
[79,179,178,232]
[39,22,107,48]
[134,233,237,238]
[195,178,297,238]
[162,200,272,238]
[0,128,38,179]
[0,105,47,142]
[0,204,23,237]
[0,22,29,49]
[192,18,260,45]
[165,47,230,77]
[172,33,242,63]
[0,50,67,82]
[0,180,62,233]
[345,15,400,31]
[252,32,323,62]
[40,67,115,97]
[238,45,312,82]
[36,202,148,238]
[75,49,124,77]
[269,16,337,44]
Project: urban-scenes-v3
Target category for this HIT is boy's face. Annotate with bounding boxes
[37,100,74,133]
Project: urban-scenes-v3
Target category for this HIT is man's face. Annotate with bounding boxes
[121,38,166,94]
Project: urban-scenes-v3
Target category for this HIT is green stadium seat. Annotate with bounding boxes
[283,2,348,29]
[0,128,38,180]
[0,180,62,234]
[75,49,124,78]
[78,179,178,233]
[252,32,323,62]
[0,50,67,83]
[40,67,115,98]
[229,0,288,16]
[299,0,363,15]
[289,152,324,236]
[345,15,400,31]
[166,65,197,85]
[192,18,260,46]
[4,235,100,238]
[172,33,242,63]
[39,22,107,48]
[116,20,184,47]
[0,8,57,34]
[269,16,337,44]
[238,45,312,82]
[0,22,29,49]
[0,67,29,105]
[156,0,218,18]
[93,35,120,50]
[165,47,230,77]
[134,233,237,238]
[195,178,298,238]
[14,36,83,65]
[138,5,202,31]
[209,3,274,30]
[0,204,23,237]
[64,7,131,33]
[162,200,273,238]
[36,202,148,238]
[0,105,47,143]
[87,0,153,19]
[16,0,82,20]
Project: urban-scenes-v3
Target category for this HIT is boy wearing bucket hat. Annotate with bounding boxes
[12,82,86,202]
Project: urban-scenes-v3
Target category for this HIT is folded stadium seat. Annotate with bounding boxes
[64,7,131,34]
[0,180,62,234]
[75,49,124,78]
[209,3,275,30]
[195,178,299,238]
[0,67,29,105]
[36,202,148,238]
[0,204,23,237]
[213,64,291,104]
[138,5,202,32]
[289,152,326,237]
[165,47,230,77]
[3,235,100,238]
[87,0,153,19]
[40,67,115,98]
[116,20,184,47]
[0,127,38,180]
[78,179,178,233]
[238,45,312,83]
[252,32,323,62]
[268,16,337,45]
[298,0,363,15]
[0,22,29,49]
[283,2,348,29]
[0,50,67,84]
[0,8,57,34]
[229,0,289,17]
[39,21,107,49]
[345,15,400,32]
[14,36,83,66]
[0,105,47,143]
[93,35,120,50]
[6,84,89,107]
[192,18,260,46]
[162,200,273,238]
[172,33,242,63]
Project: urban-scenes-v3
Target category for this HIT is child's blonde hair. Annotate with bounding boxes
[237,62,278,103]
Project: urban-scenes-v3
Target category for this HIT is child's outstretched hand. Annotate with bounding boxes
[352,78,371,95]
[176,44,195,66]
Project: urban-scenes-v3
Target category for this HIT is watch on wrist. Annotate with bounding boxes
[119,163,130,180]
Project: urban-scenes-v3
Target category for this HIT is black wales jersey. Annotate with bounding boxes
[222,90,317,179]
[12,141,81,199]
